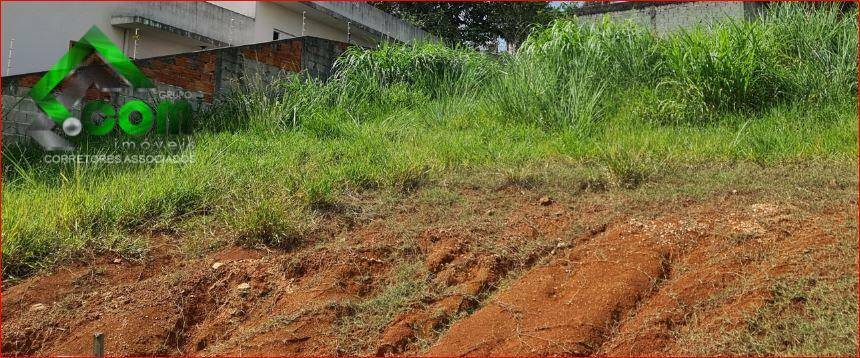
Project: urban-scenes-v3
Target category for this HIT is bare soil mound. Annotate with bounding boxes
[3,183,856,356]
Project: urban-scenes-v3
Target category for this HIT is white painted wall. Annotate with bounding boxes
[307,2,434,44]
[252,2,341,43]
[1,2,202,76]
[249,3,375,47]
[208,1,256,18]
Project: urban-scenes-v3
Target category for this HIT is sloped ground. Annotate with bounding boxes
[2,166,857,356]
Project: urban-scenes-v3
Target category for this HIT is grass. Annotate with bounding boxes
[739,277,857,355]
[1,3,857,282]
[677,275,858,356]
[333,263,433,353]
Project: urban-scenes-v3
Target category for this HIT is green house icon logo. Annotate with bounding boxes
[30,26,154,122]
[26,26,191,151]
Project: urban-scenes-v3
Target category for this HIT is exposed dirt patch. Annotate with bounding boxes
[425,218,689,355]
[2,181,856,356]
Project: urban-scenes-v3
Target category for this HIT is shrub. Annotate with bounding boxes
[489,19,660,130]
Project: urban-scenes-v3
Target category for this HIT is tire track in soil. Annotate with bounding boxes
[371,196,601,355]
[598,204,852,355]
[425,220,690,356]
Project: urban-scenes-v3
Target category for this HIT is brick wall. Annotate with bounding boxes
[137,51,218,101]
[1,36,348,147]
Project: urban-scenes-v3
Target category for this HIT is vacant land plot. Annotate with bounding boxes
[2,4,857,356]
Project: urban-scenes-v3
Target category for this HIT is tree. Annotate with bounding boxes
[373,2,558,51]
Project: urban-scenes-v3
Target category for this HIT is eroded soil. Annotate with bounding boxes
[3,177,857,356]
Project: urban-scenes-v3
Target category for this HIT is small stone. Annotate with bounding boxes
[556,242,571,249]
[539,196,554,206]
[212,262,224,270]
[29,303,47,312]
[112,258,122,264]
[236,283,251,293]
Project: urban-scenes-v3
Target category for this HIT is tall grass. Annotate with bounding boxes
[654,5,858,121]
[2,3,857,279]
[660,22,786,115]
[497,3,857,126]
[491,19,660,130]
[333,41,499,99]
[203,73,332,132]
[768,4,859,102]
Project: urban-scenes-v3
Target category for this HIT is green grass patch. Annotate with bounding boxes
[680,276,858,356]
[333,263,433,354]
[1,3,856,280]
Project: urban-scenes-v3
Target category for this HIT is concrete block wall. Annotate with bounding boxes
[1,86,50,145]
[1,36,348,147]
[301,37,350,80]
[653,2,746,35]
[576,7,655,29]
[576,1,751,36]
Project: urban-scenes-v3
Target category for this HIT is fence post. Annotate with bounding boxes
[6,38,14,76]
[93,332,104,358]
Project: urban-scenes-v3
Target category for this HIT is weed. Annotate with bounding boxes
[334,263,433,353]
[232,198,307,250]
[680,276,858,356]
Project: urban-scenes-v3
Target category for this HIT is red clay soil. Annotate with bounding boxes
[426,202,853,355]
[426,222,677,355]
[2,186,856,356]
